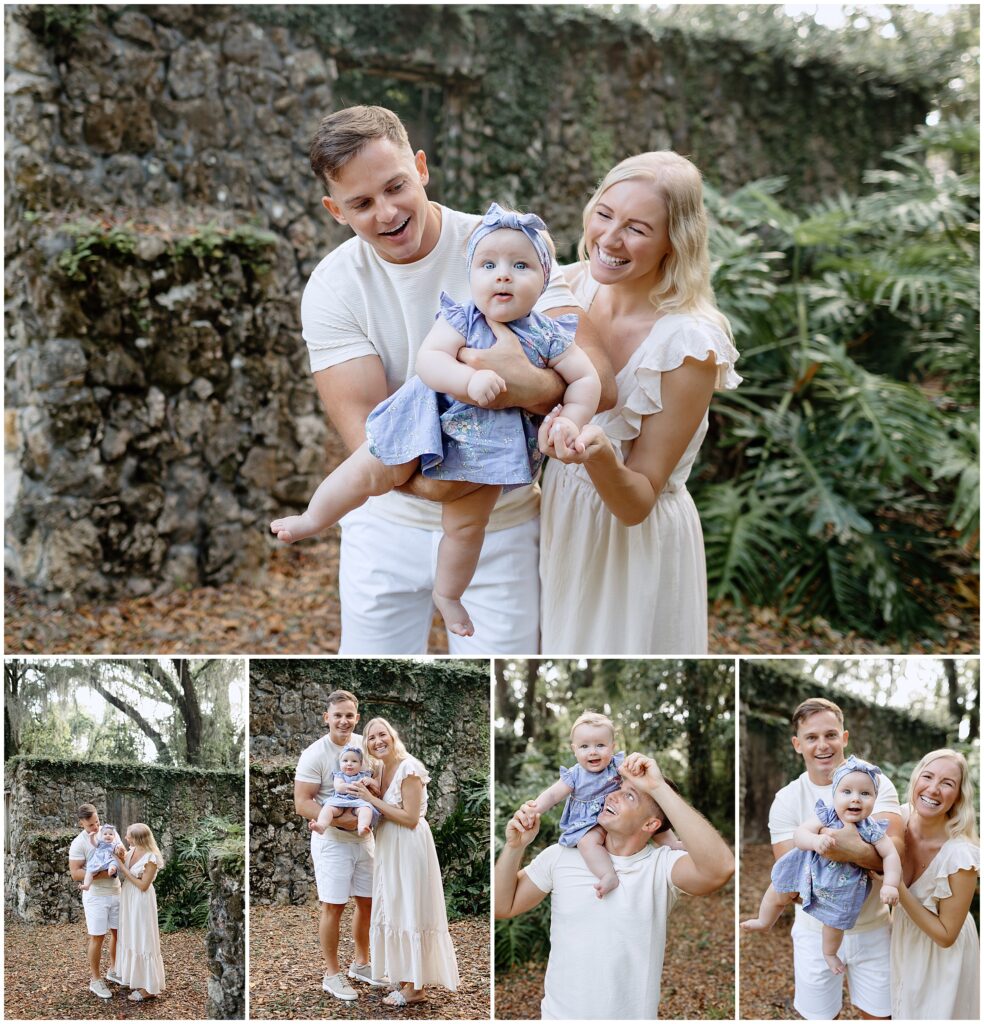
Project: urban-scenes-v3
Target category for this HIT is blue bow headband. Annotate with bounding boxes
[832,755,881,794]
[466,202,552,296]
[341,746,363,760]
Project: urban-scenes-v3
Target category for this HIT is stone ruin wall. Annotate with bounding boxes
[4,755,243,923]
[249,658,488,904]
[4,4,929,601]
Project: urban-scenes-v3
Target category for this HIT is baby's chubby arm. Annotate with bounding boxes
[525,779,574,817]
[414,318,506,407]
[793,814,837,855]
[873,835,902,903]
[538,344,602,459]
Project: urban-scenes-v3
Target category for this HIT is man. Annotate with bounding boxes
[293,689,385,1001]
[68,803,123,998]
[495,753,734,1020]
[302,104,615,654]
[768,697,903,1021]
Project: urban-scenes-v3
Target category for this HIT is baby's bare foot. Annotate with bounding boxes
[823,953,846,975]
[594,872,619,899]
[308,820,326,835]
[358,824,371,836]
[433,592,474,637]
[270,514,320,544]
[740,919,770,931]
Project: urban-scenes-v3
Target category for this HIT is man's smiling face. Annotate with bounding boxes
[598,781,662,837]
[792,710,848,785]
[324,700,359,744]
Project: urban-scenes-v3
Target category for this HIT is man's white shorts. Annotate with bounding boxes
[81,890,120,936]
[312,833,374,905]
[338,505,540,655]
[791,918,892,1019]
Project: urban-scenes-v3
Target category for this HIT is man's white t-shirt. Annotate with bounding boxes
[524,843,688,1020]
[301,203,579,533]
[68,830,121,895]
[295,732,371,848]
[768,769,901,933]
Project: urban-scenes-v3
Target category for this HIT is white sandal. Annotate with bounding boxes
[383,990,407,1007]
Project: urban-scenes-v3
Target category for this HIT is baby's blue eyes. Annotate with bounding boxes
[480,260,531,270]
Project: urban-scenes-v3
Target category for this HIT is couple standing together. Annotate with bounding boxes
[756,697,979,1020]
[292,689,458,1007]
[279,103,740,656]
[69,803,165,1002]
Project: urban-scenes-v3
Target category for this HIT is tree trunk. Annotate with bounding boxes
[180,661,204,765]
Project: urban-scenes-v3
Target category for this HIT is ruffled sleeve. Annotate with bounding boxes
[856,816,890,844]
[398,755,431,788]
[559,763,579,789]
[607,316,742,443]
[436,291,472,337]
[920,839,981,911]
[541,312,579,361]
[814,799,841,828]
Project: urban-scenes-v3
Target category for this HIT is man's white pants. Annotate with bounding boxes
[338,505,540,654]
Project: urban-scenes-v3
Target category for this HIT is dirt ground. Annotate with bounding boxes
[494,880,735,1020]
[248,902,490,1020]
[6,530,975,654]
[739,844,861,1020]
[3,913,209,1020]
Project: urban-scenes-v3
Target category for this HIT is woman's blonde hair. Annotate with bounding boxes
[569,711,616,743]
[578,151,732,340]
[127,822,165,867]
[905,749,978,842]
[361,717,409,769]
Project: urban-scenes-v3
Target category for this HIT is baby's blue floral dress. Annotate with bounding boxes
[557,751,625,847]
[771,799,889,929]
[366,293,578,487]
[326,769,376,810]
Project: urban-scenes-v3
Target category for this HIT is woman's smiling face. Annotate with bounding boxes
[365,721,394,759]
[585,178,672,287]
[911,755,962,821]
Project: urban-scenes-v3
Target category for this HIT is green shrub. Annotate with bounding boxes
[432,770,490,920]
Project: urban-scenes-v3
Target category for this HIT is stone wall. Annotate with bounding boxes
[4,4,931,600]
[249,657,488,904]
[4,755,244,922]
[206,840,245,1020]
[740,663,950,844]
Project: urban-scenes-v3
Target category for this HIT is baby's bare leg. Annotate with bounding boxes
[357,807,374,836]
[822,925,846,974]
[307,803,340,836]
[271,443,417,543]
[433,485,501,637]
[81,869,93,891]
[577,825,619,898]
[740,884,797,931]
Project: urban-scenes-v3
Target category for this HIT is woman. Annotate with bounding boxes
[113,822,166,1002]
[352,717,459,1007]
[539,151,741,654]
[890,749,979,1019]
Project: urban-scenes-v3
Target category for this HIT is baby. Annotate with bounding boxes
[81,823,122,891]
[741,755,902,974]
[271,202,601,638]
[309,746,380,837]
[526,711,624,898]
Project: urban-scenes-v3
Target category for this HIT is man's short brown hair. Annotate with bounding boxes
[309,105,411,189]
[325,689,358,709]
[791,697,844,733]
[77,803,98,821]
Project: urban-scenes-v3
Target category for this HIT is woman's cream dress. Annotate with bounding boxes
[116,850,166,995]
[540,265,741,654]
[890,833,980,1019]
[369,756,459,990]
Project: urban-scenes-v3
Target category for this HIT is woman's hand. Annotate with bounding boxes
[351,780,376,802]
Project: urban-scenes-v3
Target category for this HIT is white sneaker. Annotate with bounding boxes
[105,968,123,985]
[89,978,112,998]
[348,961,389,988]
[322,972,358,1000]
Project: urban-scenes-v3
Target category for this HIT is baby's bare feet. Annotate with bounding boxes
[823,953,846,975]
[270,513,320,544]
[308,820,326,835]
[594,872,619,899]
[358,824,371,837]
[433,592,474,637]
